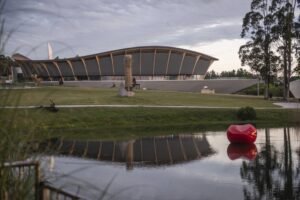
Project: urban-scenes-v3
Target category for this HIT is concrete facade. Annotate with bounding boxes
[42,79,258,94]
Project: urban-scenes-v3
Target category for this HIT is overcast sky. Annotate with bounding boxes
[4,0,251,72]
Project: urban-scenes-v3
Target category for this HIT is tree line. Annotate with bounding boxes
[239,0,300,100]
[205,68,257,79]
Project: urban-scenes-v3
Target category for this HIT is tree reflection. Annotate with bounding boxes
[273,128,300,200]
[241,128,300,200]
[241,128,279,199]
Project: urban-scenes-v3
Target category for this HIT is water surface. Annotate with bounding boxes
[40,127,300,200]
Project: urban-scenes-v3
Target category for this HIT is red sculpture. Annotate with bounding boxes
[227,143,258,160]
[227,124,257,144]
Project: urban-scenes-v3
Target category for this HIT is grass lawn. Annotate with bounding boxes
[1,86,279,108]
[1,107,299,140]
[1,86,299,140]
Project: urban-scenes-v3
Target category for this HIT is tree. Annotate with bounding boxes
[205,68,256,79]
[271,0,300,100]
[295,21,300,76]
[0,54,12,76]
[239,0,280,99]
[205,70,219,79]
[294,64,300,75]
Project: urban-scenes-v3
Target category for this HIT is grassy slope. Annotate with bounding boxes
[1,86,278,107]
[1,87,299,140]
[1,107,299,140]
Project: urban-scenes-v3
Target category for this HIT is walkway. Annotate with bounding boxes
[0,104,288,109]
[273,102,300,109]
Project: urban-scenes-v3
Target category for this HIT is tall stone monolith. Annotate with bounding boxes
[124,55,133,91]
[119,55,135,96]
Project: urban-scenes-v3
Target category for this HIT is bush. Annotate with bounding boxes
[237,106,256,121]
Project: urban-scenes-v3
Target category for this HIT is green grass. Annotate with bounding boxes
[1,107,299,140]
[1,86,299,140]
[0,86,278,108]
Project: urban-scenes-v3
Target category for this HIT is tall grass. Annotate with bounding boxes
[0,1,49,198]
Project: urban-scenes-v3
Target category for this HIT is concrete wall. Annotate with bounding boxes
[290,80,300,99]
[43,79,258,94]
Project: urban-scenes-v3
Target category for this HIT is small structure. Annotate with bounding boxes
[201,85,215,94]
[31,74,42,86]
[132,77,140,89]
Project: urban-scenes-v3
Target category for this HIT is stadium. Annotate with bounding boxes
[12,46,259,94]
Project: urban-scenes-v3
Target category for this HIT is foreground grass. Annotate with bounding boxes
[1,107,299,140]
[0,86,278,108]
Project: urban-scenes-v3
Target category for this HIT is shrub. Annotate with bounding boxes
[237,106,256,121]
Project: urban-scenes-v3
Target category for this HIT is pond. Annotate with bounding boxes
[39,127,300,200]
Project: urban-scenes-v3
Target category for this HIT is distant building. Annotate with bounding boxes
[12,46,218,81]
[11,46,261,94]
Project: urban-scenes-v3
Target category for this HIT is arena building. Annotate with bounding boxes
[12,46,258,94]
[13,46,218,81]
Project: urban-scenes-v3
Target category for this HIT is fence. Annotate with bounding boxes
[1,161,80,200]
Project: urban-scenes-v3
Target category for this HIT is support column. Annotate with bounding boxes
[110,53,115,76]
[192,55,200,75]
[80,58,90,80]
[66,60,77,80]
[139,49,142,78]
[41,63,53,81]
[166,139,173,164]
[179,136,187,161]
[152,49,157,76]
[53,61,64,81]
[126,140,134,170]
[153,138,158,164]
[178,52,186,75]
[165,50,172,75]
[95,56,102,79]
[97,142,102,160]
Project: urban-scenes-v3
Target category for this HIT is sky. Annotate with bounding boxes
[3,0,252,72]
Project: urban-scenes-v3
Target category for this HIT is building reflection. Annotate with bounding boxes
[37,134,215,170]
[240,128,300,200]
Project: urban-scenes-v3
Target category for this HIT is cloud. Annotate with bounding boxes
[3,0,251,60]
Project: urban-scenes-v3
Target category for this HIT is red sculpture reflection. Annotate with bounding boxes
[227,124,257,144]
[227,143,258,160]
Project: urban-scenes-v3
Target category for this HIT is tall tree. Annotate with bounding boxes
[239,0,280,99]
[295,20,300,76]
[271,0,300,100]
[0,55,12,76]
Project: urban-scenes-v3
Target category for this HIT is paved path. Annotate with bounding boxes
[273,102,300,109]
[0,104,285,109]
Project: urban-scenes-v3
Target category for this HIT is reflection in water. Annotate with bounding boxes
[227,143,257,160]
[38,134,215,169]
[35,128,300,200]
[241,128,300,200]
